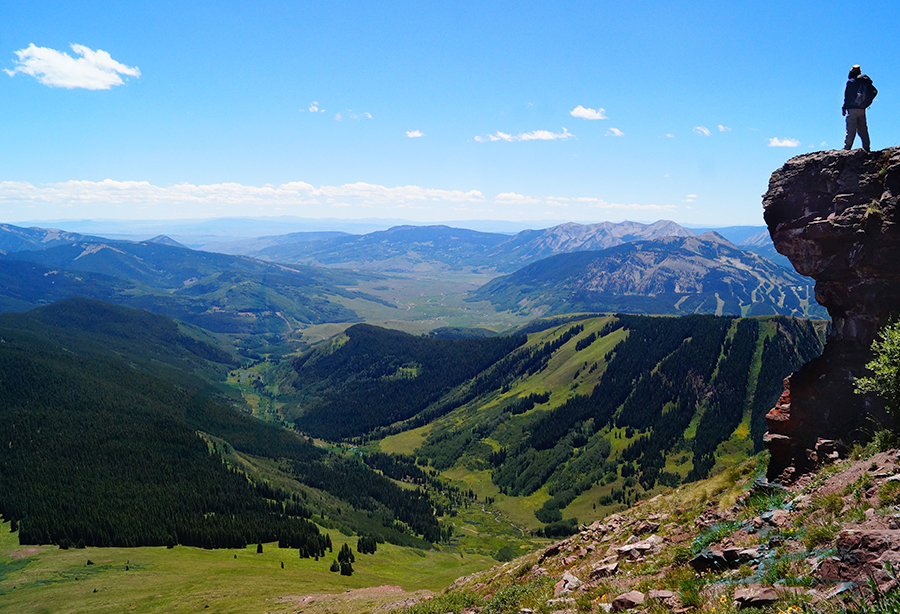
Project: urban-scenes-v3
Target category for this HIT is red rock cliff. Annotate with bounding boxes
[763,148,900,482]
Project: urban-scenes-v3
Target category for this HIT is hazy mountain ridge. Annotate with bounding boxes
[239,220,750,274]
[0,223,96,253]
[471,235,824,318]
[0,238,390,333]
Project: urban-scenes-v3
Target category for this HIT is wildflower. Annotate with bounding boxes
[721,595,728,604]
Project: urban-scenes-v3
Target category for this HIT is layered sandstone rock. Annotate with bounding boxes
[763,148,900,481]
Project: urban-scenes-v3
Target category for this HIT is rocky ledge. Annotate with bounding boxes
[763,148,900,482]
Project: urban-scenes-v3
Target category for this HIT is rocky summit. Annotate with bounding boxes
[763,148,900,482]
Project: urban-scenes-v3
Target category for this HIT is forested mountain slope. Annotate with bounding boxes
[0,239,388,333]
[287,324,527,439]
[0,299,455,551]
[364,314,825,532]
[471,236,824,319]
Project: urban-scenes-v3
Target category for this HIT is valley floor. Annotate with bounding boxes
[0,523,494,614]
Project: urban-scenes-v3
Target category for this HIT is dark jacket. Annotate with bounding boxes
[844,74,876,111]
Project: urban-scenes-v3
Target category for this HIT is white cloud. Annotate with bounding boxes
[306,101,323,113]
[0,180,487,211]
[718,125,731,132]
[693,126,712,137]
[5,43,140,90]
[570,105,607,120]
[475,128,574,142]
[768,137,800,147]
[406,130,425,138]
[606,128,624,137]
[0,180,679,219]
[494,192,541,204]
[348,111,372,120]
[687,194,698,198]
[665,134,675,138]
[334,113,342,122]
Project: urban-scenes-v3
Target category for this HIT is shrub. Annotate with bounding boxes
[811,492,844,516]
[803,521,840,550]
[879,480,900,507]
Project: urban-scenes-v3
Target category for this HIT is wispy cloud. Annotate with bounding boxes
[0,180,487,209]
[665,133,675,138]
[406,130,425,138]
[348,111,372,120]
[570,105,607,120]
[494,192,542,204]
[334,113,342,122]
[718,125,731,132]
[5,43,140,90]
[768,137,800,147]
[563,196,676,212]
[606,128,624,137]
[304,101,324,113]
[475,128,574,142]
[683,194,698,202]
[693,126,712,137]
[0,179,675,218]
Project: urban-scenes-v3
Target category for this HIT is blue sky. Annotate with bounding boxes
[2,0,897,228]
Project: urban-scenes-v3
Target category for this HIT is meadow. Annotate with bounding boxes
[0,521,496,614]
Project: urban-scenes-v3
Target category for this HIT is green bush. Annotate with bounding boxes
[879,481,900,507]
[803,522,840,550]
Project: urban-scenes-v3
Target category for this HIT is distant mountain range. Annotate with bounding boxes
[0,236,389,334]
[0,219,809,327]
[222,219,779,274]
[471,234,824,318]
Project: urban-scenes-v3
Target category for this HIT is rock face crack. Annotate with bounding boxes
[762,148,900,482]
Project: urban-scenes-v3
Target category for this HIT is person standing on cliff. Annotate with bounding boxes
[843,64,877,152]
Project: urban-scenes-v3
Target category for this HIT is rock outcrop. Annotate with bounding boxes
[763,148,900,481]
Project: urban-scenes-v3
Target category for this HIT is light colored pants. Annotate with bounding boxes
[844,108,870,151]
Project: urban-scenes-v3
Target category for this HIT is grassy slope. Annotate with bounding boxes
[374,315,820,535]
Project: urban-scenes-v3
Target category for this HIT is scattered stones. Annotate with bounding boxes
[647,590,674,601]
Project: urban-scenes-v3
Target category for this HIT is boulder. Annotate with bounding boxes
[553,571,582,596]
[733,585,779,609]
[689,548,728,572]
[589,561,619,579]
[611,590,645,612]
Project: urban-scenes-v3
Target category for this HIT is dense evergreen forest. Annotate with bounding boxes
[0,299,450,550]
[289,324,526,439]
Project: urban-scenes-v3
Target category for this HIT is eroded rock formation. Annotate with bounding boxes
[763,147,900,482]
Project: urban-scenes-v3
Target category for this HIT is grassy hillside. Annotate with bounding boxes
[370,314,825,533]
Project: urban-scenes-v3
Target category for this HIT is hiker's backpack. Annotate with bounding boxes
[855,79,878,108]
[863,81,878,108]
